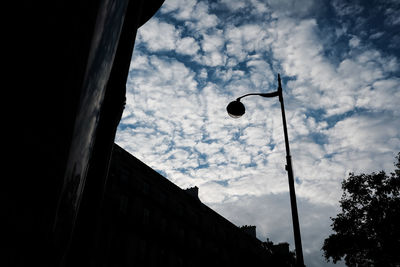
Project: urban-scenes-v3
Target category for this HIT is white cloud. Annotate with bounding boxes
[324,115,400,172]
[161,0,219,31]
[270,16,400,117]
[349,36,360,48]
[384,6,400,26]
[176,37,200,55]
[356,78,400,113]
[246,56,275,88]
[138,18,179,51]
[137,18,203,58]
[190,2,219,30]
[369,31,384,40]
[197,68,208,80]
[249,0,269,15]
[161,0,197,20]
[196,31,227,66]
[225,24,273,62]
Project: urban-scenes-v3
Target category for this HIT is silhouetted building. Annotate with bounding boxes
[6,1,164,266]
[87,144,293,266]
[241,225,257,238]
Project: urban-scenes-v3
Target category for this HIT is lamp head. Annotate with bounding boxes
[226,100,245,118]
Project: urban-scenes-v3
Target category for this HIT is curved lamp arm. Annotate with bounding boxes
[235,74,283,102]
[236,91,279,101]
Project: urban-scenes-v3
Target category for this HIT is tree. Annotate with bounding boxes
[262,239,296,266]
[322,152,400,266]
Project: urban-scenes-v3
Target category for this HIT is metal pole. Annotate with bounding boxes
[277,74,305,266]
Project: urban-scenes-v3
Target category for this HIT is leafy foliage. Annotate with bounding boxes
[262,239,296,267]
[322,153,400,266]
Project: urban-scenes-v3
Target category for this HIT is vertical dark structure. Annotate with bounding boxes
[226,74,304,266]
[5,1,164,266]
[277,75,304,267]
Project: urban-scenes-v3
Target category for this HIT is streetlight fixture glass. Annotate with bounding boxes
[226,100,245,118]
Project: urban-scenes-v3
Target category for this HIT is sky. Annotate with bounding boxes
[115,0,400,266]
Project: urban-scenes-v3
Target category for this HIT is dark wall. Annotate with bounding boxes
[5,1,163,266]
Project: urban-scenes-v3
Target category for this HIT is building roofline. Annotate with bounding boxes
[112,143,263,244]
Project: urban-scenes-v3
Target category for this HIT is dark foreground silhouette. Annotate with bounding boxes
[5,1,164,266]
[323,152,400,266]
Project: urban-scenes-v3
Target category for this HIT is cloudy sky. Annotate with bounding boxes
[115,0,400,266]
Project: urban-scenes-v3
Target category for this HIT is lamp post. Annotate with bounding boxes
[226,74,305,267]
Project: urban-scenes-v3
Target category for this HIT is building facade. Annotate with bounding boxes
[6,1,164,266]
[89,144,294,266]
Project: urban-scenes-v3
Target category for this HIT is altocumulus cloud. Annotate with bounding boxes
[116,0,400,266]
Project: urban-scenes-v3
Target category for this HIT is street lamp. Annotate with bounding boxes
[227,74,305,267]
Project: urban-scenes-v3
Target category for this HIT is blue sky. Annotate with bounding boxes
[116,0,400,266]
